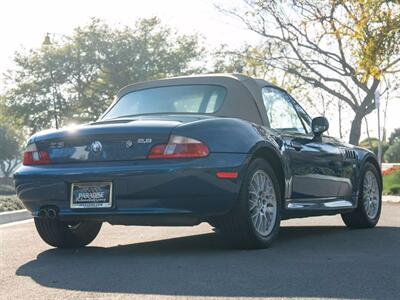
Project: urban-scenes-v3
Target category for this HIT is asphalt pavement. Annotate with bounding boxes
[1,203,399,300]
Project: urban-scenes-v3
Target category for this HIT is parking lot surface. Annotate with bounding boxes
[1,203,399,300]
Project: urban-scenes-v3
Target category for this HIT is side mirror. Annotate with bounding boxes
[312,116,329,136]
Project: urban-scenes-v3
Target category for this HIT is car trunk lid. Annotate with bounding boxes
[33,119,182,163]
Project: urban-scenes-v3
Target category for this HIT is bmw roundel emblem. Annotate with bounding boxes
[126,139,134,149]
[90,141,103,153]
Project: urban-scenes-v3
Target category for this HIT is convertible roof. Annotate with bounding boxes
[118,73,275,95]
[117,74,277,125]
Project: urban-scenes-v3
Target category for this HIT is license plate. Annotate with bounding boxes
[70,182,112,208]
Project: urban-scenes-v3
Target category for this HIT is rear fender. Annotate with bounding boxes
[248,141,289,200]
[173,117,288,200]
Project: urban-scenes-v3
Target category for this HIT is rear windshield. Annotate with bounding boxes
[102,85,227,120]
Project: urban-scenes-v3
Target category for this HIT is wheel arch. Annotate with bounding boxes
[249,143,286,204]
[363,155,382,189]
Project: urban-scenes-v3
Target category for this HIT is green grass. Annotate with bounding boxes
[0,195,24,212]
[383,170,400,195]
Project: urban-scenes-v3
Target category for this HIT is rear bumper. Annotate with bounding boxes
[14,153,248,225]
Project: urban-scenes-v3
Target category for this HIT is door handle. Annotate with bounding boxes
[290,141,303,151]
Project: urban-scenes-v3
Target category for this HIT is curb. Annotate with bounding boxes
[0,209,32,225]
[383,195,400,203]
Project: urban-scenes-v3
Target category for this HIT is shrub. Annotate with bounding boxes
[384,142,400,163]
[382,165,400,176]
[390,186,400,195]
[0,195,24,212]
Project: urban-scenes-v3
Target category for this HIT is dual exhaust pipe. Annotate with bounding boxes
[38,207,58,219]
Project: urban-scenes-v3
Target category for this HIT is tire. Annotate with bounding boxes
[34,218,102,248]
[215,158,281,249]
[341,162,382,229]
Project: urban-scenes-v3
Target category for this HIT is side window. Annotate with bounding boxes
[291,100,312,133]
[262,87,306,134]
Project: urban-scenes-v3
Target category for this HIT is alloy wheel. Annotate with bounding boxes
[363,170,380,219]
[248,170,277,236]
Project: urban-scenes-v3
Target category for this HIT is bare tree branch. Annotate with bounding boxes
[217,0,399,144]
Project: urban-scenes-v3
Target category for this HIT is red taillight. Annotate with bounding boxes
[148,135,209,159]
[23,143,51,165]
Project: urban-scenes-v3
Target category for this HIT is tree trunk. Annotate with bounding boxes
[0,159,20,178]
[349,112,364,145]
[364,117,373,150]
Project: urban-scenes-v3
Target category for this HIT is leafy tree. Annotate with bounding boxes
[214,44,277,79]
[220,0,400,145]
[384,127,400,162]
[359,137,389,159]
[1,17,204,134]
[384,142,400,163]
[388,128,400,145]
[0,125,21,178]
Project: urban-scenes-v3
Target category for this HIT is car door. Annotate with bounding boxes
[261,86,345,201]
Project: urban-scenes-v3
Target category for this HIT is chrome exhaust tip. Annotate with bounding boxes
[47,208,57,219]
[38,209,47,218]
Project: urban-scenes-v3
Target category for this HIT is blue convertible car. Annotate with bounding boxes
[14,74,382,249]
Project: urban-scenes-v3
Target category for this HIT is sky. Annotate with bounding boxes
[0,0,399,140]
[0,0,255,70]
